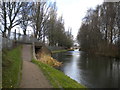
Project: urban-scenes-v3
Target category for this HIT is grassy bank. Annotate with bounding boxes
[52,49,74,54]
[2,46,22,88]
[32,59,86,88]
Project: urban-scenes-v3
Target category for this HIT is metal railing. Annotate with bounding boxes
[2,32,42,49]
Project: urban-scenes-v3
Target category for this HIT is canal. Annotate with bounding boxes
[52,49,120,88]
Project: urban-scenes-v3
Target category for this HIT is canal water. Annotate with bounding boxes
[52,49,120,88]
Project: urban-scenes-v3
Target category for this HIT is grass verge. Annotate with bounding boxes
[52,49,74,54]
[32,59,86,88]
[2,46,22,88]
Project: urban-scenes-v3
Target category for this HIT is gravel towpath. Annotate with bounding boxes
[20,45,52,88]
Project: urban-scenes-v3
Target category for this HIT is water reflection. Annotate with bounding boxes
[63,50,81,83]
[53,50,120,88]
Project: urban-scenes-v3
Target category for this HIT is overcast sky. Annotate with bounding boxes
[51,0,104,39]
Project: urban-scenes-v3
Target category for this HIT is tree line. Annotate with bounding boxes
[0,1,73,48]
[77,2,120,57]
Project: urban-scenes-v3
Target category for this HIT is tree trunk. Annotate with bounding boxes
[8,30,11,39]
[110,27,113,44]
[43,30,45,43]
[2,32,6,38]
[14,29,16,41]
[23,29,26,35]
[105,24,108,40]
[3,2,7,38]
[7,25,12,39]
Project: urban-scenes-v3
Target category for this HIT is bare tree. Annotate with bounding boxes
[30,2,51,41]
[20,2,32,35]
[0,2,23,38]
[77,2,120,57]
[0,2,7,37]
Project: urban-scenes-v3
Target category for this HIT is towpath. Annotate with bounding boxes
[20,45,52,88]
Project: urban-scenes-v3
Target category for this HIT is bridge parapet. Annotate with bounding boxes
[2,33,42,49]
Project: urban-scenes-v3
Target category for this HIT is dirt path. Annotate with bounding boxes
[20,45,52,88]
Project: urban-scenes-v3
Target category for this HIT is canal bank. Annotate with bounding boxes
[33,45,86,88]
[51,49,74,54]
[32,59,86,88]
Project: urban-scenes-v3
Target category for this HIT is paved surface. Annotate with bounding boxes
[20,45,52,88]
